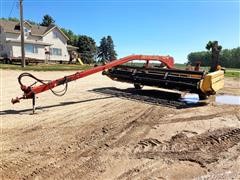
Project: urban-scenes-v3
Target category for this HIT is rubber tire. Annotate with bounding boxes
[198,93,208,100]
[134,83,143,90]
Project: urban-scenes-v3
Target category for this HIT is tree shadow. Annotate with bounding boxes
[90,87,208,109]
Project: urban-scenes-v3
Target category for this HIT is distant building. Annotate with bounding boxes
[0,20,74,62]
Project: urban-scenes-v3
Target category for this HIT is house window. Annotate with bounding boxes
[14,25,20,30]
[50,48,62,56]
[53,31,58,39]
[25,44,38,53]
[24,27,29,36]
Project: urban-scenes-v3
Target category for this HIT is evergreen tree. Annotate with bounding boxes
[107,36,117,61]
[40,14,55,26]
[98,37,108,62]
[77,35,97,64]
[98,36,117,62]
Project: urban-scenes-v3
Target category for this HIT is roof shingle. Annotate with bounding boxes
[0,20,51,36]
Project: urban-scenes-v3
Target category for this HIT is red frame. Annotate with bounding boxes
[13,55,174,103]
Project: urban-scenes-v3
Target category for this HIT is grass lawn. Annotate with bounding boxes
[1,63,239,78]
[225,71,240,78]
[0,63,92,71]
[175,64,240,78]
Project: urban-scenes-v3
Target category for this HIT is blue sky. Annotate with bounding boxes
[0,0,239,63]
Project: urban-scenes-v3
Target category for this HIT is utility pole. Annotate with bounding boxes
[19,0,25,67]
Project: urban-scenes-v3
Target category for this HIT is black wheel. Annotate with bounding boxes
[134,83,143,90]
[198,93,208,100]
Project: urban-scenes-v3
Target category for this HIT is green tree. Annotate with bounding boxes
[98,36,117,62]
[77,35,97,64]
[107,36,117,61]
[231,47,240,68]
[220,49,232,68]
[61,28,79,46]
[0,17,19,22]
[40,14,55,26]
[0,17,39,25]
[188,47,240,68]
[98,37,108,62]
[187,51,211,66]
[8,17,19,22]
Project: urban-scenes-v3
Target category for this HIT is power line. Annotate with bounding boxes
[8,0,17,18]
[1,0,17,30]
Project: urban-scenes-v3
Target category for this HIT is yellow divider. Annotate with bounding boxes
[200,70,224,95]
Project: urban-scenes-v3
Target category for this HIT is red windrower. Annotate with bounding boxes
[12,55,174,113]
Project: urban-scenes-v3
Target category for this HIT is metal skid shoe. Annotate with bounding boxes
[11,94,36,114]
[32,93,36,114]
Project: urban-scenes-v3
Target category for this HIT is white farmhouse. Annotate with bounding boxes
[0,20,72,62]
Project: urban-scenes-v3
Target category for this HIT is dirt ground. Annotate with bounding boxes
[1,70,240,180]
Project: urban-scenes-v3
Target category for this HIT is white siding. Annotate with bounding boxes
[11,43,21,58]
[27,35,42,41]
[1,25,69,62]
[0,28,11,57]
[25,44,46,59]
[43,28,69,61]
[9,42,46,59]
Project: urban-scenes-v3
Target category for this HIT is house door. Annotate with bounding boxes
[45,48,50,64]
